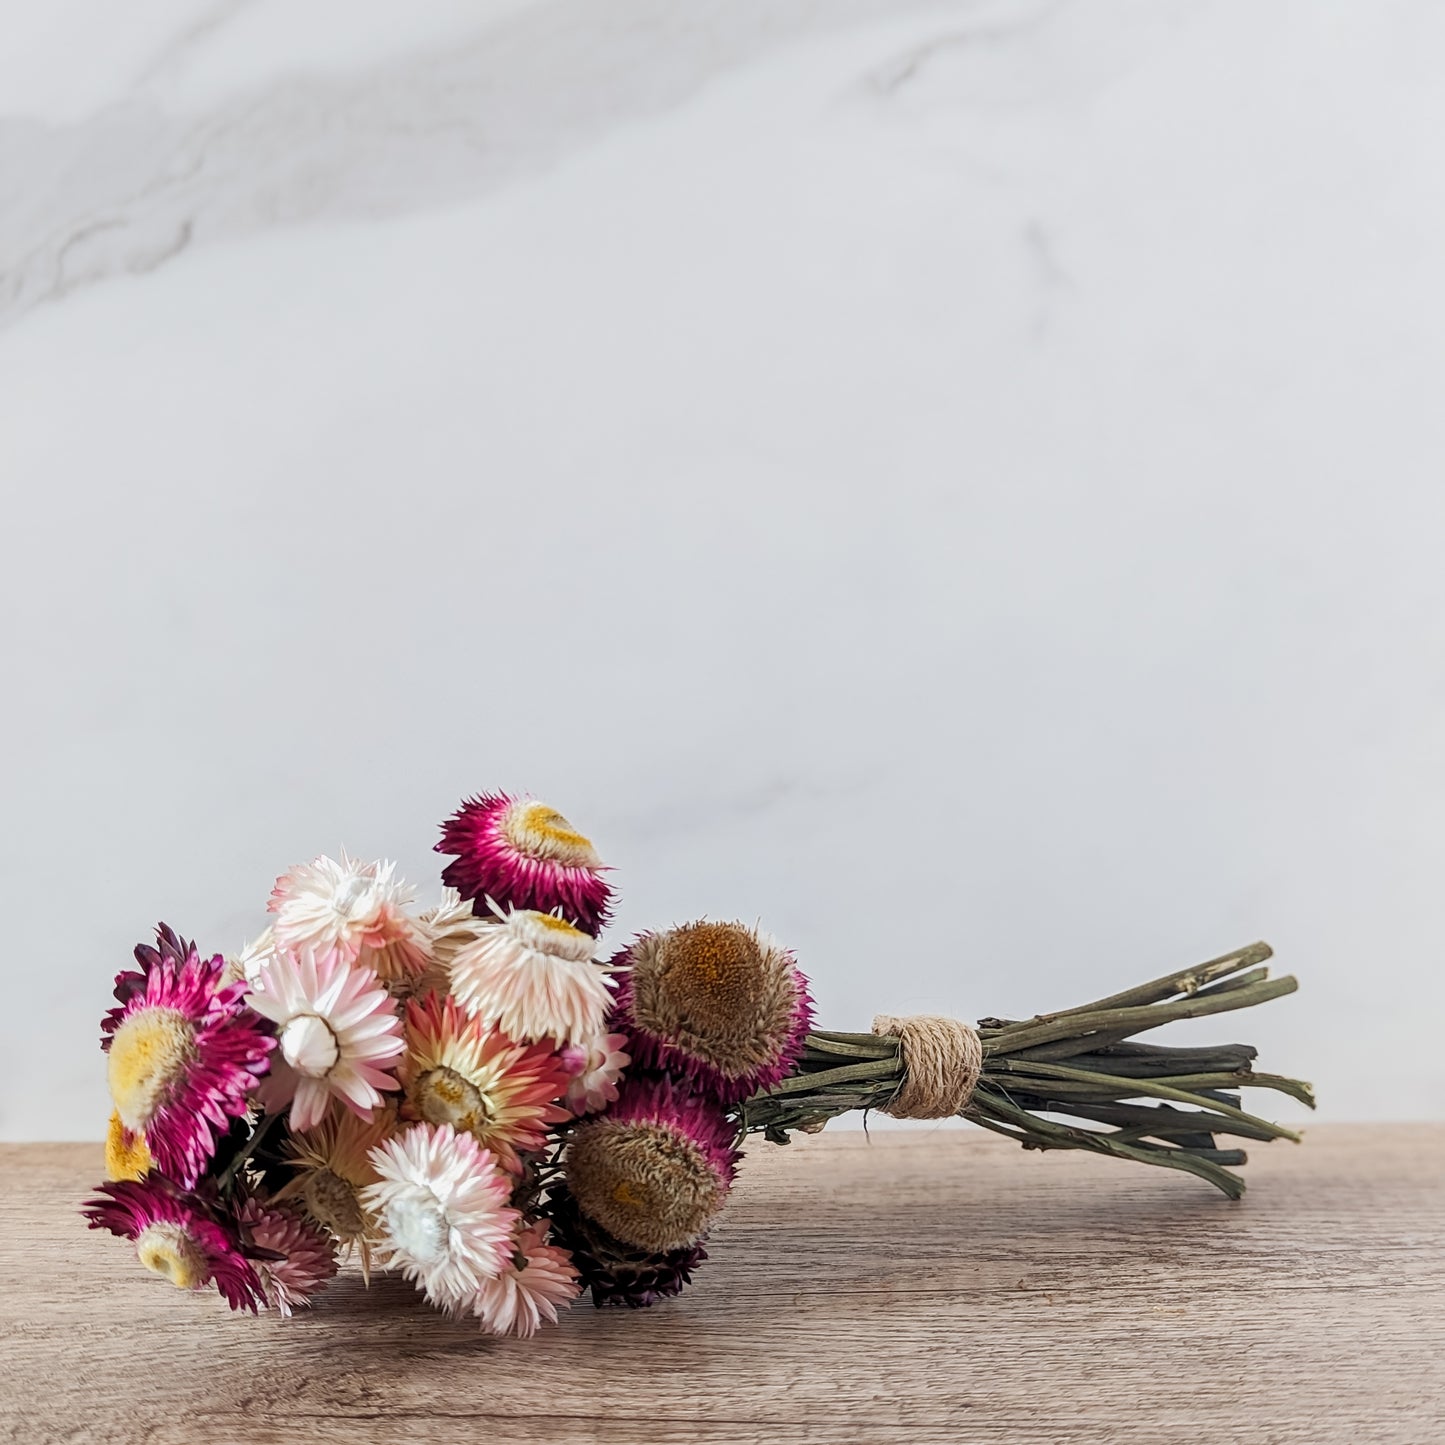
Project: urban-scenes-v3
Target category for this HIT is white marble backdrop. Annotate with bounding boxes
[4,0,1443,1139]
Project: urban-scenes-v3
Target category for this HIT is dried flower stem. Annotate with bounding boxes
[738,942,1312,1197]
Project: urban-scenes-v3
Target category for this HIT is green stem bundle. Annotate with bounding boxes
[738,942,1311,1197]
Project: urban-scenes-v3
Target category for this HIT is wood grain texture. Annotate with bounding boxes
[1,1125,1442,1445]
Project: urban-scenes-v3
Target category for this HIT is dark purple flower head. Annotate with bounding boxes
[105,922,197,1021]
[544,1184,708,1309]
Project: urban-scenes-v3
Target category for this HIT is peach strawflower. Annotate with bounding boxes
[276,1104,396,1281]
[471,1220,579,1337]
[400,993,571,1174]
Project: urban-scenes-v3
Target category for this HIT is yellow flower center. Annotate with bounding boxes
[534,912,585,937]
[108,1007,196,1133]
[412,1066,492,1137]
[503,801,601,868]
[135,1222,207,1290]
[105,1111,153,1181]
[304,1168,367,1240]
[506,909,598,963]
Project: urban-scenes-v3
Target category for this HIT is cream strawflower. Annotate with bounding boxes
[389,889,484,1002]
[363,1122,518,1313]
[223,927,278,988]
[269,854,429,983]
[471,1220,579,1337]
[417,888,489,970]
[249,948,404,1131]
[275,1104,396,1282]
[449,904,614,1046]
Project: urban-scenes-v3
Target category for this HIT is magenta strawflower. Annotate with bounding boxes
[609,921,813,1105]
[101,925,275,1189]
[563,1076,740,1252]
[436,792,613,935]
[83,1177,264,1311]
[239,1199,339,1315]
[105,921,194,1016]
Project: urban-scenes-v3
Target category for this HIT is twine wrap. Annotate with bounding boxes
[871,1014,984,1120]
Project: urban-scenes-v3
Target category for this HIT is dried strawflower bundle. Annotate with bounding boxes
[84,788,1312,1331]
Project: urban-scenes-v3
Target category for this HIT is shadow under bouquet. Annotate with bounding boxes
[85,790,1311,1334]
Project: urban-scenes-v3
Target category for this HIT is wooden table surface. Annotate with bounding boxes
[1,1125,1442,1445]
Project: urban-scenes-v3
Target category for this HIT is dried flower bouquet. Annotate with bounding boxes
[85,791,1310,1330]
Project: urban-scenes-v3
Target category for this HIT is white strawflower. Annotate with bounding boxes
[363,1122,518,1313]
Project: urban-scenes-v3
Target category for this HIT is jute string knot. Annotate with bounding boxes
[870,1014,983,1120]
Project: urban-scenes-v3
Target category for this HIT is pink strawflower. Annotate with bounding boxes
[269,854,429,983]
[610,921,813,1105]
[449,906,614,1046]
[564,1076,740,1253]
[249,948,404,1131]
[240,1199,339,1315]
[437,792,613,935]
[83,1177,263,1312]
[471,1220,580,1337]
[399,993,571,1175]
[363,1122,519,1313]
[101,924,275,1189]
[560,1031,631,1116]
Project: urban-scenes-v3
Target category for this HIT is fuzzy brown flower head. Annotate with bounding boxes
[610,921,813,1104]
[544,1184,708,1309]
[563,1077,738,1253]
